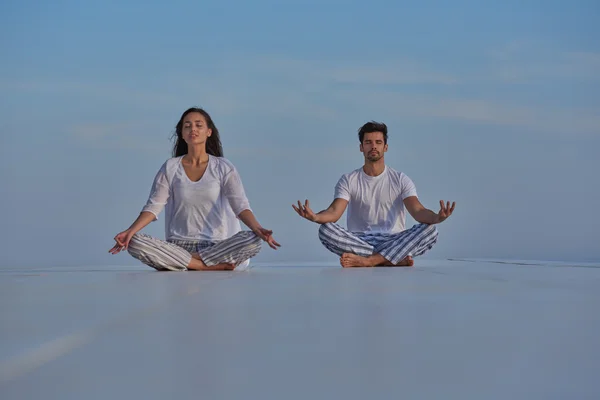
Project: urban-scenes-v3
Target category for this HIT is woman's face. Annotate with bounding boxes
[181,112,212,146]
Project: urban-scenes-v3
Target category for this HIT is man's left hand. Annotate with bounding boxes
[436,200,456,223]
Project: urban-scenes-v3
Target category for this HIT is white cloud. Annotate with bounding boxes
[4,45,599,139]
[346,90,600,135]
[223,54,459,85]
[226,145,358,161]
[69,122,172,153]
[330,64,459,85]
[487,41,600,82]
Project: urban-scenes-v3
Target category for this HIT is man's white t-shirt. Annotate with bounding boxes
[334,165,417,234]
[142,155,251,242]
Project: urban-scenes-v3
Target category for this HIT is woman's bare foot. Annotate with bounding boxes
[188,253,235,271]
[210,263,236,271]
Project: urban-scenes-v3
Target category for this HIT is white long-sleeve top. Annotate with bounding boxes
[142,155,251,242]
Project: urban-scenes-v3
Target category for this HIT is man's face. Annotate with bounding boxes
[360,131,387,162]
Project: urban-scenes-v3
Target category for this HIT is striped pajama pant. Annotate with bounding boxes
[318,222,438,265]
[127,231,262,271]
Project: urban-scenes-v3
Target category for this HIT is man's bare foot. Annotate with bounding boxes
[396,256,414,267]
[188,253,235,271]
[340,253,376,268]
[339,253,414,268]
[380,256,414,267]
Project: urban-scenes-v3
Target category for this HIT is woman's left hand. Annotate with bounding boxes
[254,227,281,250]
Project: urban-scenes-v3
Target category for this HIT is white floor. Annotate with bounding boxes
[1,259,599,399]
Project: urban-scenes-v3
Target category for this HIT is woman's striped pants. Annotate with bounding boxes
[127,231,262,271]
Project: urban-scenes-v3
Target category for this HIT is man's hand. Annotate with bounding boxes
[436,200,456,223]
[292,200,318,222]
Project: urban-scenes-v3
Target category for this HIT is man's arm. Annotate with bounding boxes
[293,198,348,224]
[404,196,455,224]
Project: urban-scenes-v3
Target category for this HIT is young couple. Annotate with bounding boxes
[108,107,455,271]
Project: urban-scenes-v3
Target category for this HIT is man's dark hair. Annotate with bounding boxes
[358,121,388,144]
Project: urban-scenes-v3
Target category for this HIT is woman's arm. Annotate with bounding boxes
[222,164,280,249]
[108,211,156,254]
[109,163,171,254]
[237,209,262,232]
[238,209,280,250]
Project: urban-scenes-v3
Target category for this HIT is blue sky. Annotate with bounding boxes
[1,0,599,267]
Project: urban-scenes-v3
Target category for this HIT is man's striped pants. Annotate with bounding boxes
[318,222,438,265]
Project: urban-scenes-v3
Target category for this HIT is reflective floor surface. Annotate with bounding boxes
[1,259,599,399]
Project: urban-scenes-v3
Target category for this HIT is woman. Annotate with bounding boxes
[108,107,280,271]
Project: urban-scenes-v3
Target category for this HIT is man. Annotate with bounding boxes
[292,121,455,268]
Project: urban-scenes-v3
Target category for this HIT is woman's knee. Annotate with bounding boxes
[127,232,148,248]
[127,233,158,259]
[235,232,263,261]
[233,231,263,252]
[233,230,263,247]
[249,231,263,245]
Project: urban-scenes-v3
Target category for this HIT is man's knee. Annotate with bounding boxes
[318,223,336,242]
[415,223,437,231]
[416,224,439,255]
[418,224,439,244]
[413,223,438,238]
[426,224,438,236]
[428,224,439,239]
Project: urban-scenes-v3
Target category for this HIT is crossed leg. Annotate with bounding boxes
[189,231,262,270]
[128,231,262,271]
[361,223,439,267]
[127,233,192,271]
[318,223,425,268]
[188,254,236,271]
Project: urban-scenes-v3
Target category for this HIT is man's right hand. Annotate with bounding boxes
[292,200,318,223]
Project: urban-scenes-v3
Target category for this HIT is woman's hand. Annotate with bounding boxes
[109,229,134,254]
[253,227,281,250]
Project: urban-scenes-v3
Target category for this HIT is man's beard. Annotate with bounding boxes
[366,152,382,162]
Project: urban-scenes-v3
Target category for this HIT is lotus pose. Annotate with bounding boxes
[293,121,454,268]
[109,107,280,271]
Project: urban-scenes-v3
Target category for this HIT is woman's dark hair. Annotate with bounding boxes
[171,107,224,157]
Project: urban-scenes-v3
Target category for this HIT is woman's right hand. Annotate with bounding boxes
[109,229,134,254]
